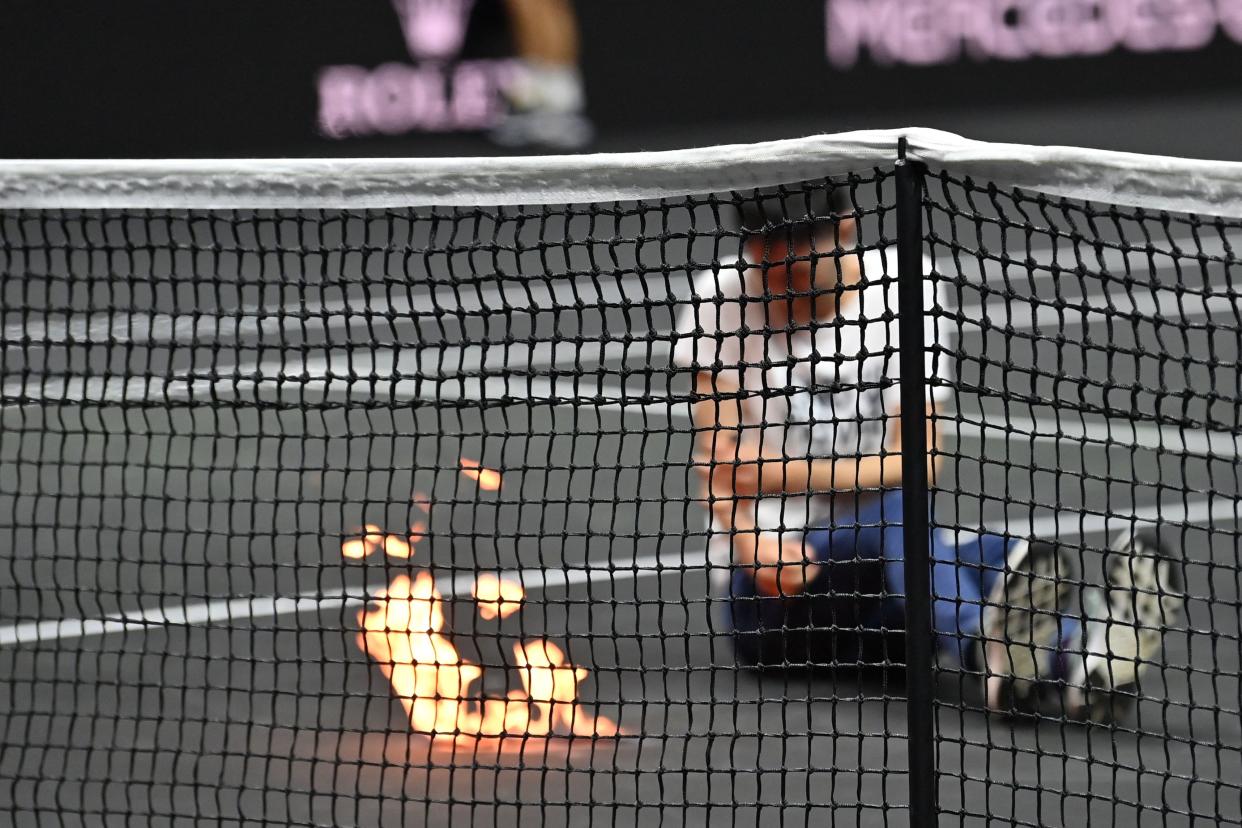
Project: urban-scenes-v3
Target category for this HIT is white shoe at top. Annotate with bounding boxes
[1063,527,1185,723]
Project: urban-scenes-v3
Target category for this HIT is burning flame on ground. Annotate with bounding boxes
[459,456,502,491]
[472,572,525,620]
[343,473,619,741]
[356,570,618,738]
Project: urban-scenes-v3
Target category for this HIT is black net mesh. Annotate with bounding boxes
[0,161,1238,826]
[925,171,1242,825]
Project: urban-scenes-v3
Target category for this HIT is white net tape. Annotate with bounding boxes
[4,127,1242,216]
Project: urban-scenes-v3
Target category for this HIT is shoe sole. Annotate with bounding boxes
[1073,530,1184,721]
[982,540,1074,714]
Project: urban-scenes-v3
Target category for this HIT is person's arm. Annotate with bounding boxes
[690,370,741,452]
[730,404,942,496]
[711,406,941,598]
[709,494,822,597]
[694,370,814,595]
[807,404,941,492]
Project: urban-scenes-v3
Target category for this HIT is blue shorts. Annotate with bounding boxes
[723,489,1017,666]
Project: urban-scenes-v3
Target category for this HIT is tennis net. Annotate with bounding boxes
[0,130,1239,826]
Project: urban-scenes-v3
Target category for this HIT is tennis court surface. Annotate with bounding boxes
[1,130,1240,826]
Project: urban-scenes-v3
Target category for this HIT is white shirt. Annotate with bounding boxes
[672,248,945,563]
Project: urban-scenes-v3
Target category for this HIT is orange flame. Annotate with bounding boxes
[340,538,370,560]
[473,573,524,620]
[358,573,482,734]
[382,535,413,559]
[459,456,502,491]
[345,529,620,740]
[516,640,620,738]
[341,524,386,559]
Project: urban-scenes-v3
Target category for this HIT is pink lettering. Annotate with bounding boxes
[1121,0,1216,51]
[1123,0,1171,52]
[392,0,476,62]
[451,61,498,128]
[1168,0,1217,49]
[954,0,999,60]
[318,66,368,139]
[901,2,960,64]
[826,0,907,68]
[412,65,451,131]
[1025,0,1089,57]
[989,0,1033,60]
[825,0,1233,67]
[364,63,419,134]
[316,60,517,139]
[314,0,517,139]
[1074,0,1121,55]
[1222,0,1242,42]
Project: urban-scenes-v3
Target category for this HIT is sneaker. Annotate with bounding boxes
[979,539,1076,715]
[1062,527,1185,723]
[491,61,594,150]
[490,110,594,151]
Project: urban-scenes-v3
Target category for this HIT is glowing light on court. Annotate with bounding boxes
[382,535,414,559]
[341,524,387,559]
[472,573,525,620]
[342,527,619,740]
[459,456,502,491]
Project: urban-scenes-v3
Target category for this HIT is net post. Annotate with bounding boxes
[894,137,938,823]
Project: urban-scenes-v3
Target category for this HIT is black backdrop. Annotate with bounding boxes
[3,0,1242,159]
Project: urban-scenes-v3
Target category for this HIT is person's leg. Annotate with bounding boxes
[806,490,1021,666]
[726,563,811,667]
[867,503,1080,711]
[504,0,580,66]
[801,491,896,633]
[806,491,992,663]
[807,496,1189,722]
[1060,527,1186,721]
[933,528,1018,665]
[864,494,1007,661]
[496,0,592,148]
[727,496,885,666]
[977,526,1191,722]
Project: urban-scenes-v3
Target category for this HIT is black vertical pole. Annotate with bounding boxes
[895,137,937,825]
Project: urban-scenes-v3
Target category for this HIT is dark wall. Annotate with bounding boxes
[2,0,1241,159]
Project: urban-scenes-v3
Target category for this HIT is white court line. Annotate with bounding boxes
[6,371,1237,463]
[4,273,1237,404]
[1,371,691,414]
[0,494,1237,649]
[951,416,1241,461]
[5,281,1233,352]
[279,338,675,379]
[4,269,1235,410]
[5,229,1235,350]
[0,272,694,348]
[0,590,367,650]
[950,291,1241,333]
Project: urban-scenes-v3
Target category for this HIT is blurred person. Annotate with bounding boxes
[673,186,1185,721]
[493,0,592,149]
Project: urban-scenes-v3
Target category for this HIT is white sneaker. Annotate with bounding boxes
[491,61,594,150]
[1063,527,1185,723]
[490,110,594,150]
[979,539,1076,715]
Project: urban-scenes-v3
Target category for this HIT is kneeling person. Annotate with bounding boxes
[673,186,1184,721]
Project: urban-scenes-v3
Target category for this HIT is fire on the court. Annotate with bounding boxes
[459,456,503,491]
[339,463,620,742]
